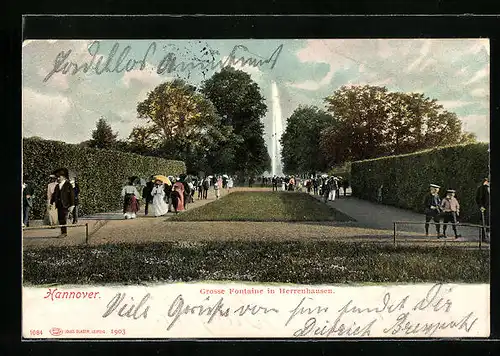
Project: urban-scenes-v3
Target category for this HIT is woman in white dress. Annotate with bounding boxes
[121,178,141,219]
[151,179,169,217]
[227,177,234,192]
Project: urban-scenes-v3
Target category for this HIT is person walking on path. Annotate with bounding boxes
[173,179,185,211]
[197,178,203,199]
[342,179,349,197]
[151,179,169,217]
[306,179,312,194]
[202,177,210,199]
[322,179,331,203]
[214,178,221,199]
[121,177,141,219]
[423,183,442,238]
[288,176,295,191]
[70,177,80,224]
[440,189,461,239]
[22,175,35,227]
[44,174,58,226]
[272,175,278,192]
[227,177,234,192]
[170,185,182,214]
[377,184,384,203]
[313,178,319,195]
[328,178,338,201]
[50,168,75,238]
[476,177,490,242]
[143,176,154,216]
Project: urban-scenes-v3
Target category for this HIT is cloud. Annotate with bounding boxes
[122,63,164,88]
[406,40,432,72]
[221,56,264,81]
[470,88,489,98]
[22,87,72,139]
[36,67,69,90]
[438,100,475,110]
[459,114,489,142]
[466,67,489,85]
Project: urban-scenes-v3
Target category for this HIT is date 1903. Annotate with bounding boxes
[111,329,126,335]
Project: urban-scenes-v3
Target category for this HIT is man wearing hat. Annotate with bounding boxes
[50,168,75,238]
[440,189,461,239]
[423,184,442,237]
[475,177,490,242]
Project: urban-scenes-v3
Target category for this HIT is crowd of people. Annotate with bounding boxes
[22,168,80,238]
[22,168,235,238]
[423,178,490,241]
[21,168,490,242]
[266,175,350,200]
[122,174,235,219]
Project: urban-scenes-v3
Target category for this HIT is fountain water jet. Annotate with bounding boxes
[271,81,284,176]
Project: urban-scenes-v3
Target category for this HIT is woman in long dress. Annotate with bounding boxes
[45,174,58,226]
[173,179,185,211]
[121,178,141,219]
[151,179,169,217]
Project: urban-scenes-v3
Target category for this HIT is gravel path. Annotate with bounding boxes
[22,187,487,249]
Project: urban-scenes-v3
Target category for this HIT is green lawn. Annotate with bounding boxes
[23,241,489,285]
[171,191,354,222]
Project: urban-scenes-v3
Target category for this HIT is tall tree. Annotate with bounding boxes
[200,67,270,176]
[131,79,236,174]
[89,117,118,149]
[321,85,476,164]
[280,106,337,174]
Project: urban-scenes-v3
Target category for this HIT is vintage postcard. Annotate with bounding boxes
[22,38,490,339]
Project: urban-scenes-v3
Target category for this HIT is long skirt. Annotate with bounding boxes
[123,194,139,219]
[44,204,58,226]
[152,194,169,217]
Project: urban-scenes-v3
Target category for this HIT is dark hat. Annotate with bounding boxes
[53,168,69,178]
[430,184,440,188]
[446,189,456,194]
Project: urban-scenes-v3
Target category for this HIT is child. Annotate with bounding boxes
[440,189,461,239]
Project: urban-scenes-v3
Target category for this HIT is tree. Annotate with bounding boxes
[321,85,476,164]
[200,67,270,176]
[459,131,478,144]
[89,117,118,149]
[280,106,337,174]
[132,79,236,174]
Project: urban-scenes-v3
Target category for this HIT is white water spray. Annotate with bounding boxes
[271,81,284,176]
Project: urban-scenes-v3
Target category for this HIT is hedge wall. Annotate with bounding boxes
[23,138,186,219]
[350,143,489,223]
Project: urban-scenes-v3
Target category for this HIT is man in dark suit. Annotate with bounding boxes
[143,176,154,215]
[476,177,490,242]
[423,183,442,238]
[50,168,75,238]
[22,175,35,227]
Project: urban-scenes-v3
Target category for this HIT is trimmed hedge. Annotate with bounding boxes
[23,138,186,219]
[350,143,489,223]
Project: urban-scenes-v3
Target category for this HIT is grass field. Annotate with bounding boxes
[23,240,489,285]
[23,191,489,286]
[170,191,353,222]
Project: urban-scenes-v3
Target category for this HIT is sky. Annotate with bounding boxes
[22,39,490,155]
